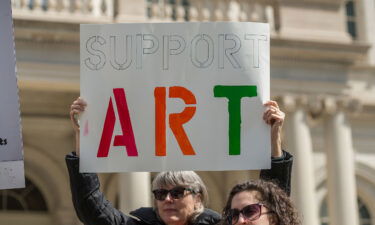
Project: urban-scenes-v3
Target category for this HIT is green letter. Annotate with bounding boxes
[214,85,258,155]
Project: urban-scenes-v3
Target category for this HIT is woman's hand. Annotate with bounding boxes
[70,97,87,156]
[263,100,285,158]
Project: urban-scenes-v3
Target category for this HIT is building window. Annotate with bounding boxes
[345,0,357,39]
[358,198,372,225]
[0,178,48,212]
[320,197,372,225]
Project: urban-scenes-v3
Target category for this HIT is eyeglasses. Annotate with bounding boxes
[152,186,196,201]
[226,203,274,224]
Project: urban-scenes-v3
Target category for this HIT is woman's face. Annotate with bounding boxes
[156,185,200,225]
[230,190,273,225]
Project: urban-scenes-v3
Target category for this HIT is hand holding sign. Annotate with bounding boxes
[263,101,285,158]
[70,97,87,156]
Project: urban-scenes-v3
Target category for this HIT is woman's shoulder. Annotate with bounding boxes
[194,208,221,225]
[129,207,164,225]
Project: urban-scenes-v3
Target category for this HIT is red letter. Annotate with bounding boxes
[97,88,138,157]
[97,98,116,157]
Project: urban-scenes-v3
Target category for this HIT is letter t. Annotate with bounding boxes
[213,85,257,155]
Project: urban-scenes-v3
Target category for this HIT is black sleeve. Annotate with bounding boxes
[259,151,293,196]
[65,153,129,225]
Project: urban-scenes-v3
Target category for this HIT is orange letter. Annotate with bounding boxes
[169,86,196,155]
[155,87,167,156]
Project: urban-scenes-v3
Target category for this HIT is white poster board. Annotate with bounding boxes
[80,22,270,172]
[0,0,25,189]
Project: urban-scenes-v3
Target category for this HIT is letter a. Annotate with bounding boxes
[97,88,138,157]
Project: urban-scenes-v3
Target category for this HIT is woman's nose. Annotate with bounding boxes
[236,214,249,224]
[164,193,173,202]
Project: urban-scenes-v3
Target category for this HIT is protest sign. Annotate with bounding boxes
[0,0,25,189]
[80,22,270,172]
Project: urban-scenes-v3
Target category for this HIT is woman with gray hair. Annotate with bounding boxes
[65,98,292,225]
[151,171,212,225]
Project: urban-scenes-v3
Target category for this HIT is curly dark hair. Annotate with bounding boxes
[221,180,301,225]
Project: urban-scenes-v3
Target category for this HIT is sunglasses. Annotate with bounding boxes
[152,186,196,201]
[226,203,274,224]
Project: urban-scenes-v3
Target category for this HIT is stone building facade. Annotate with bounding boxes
[0,0,374,225]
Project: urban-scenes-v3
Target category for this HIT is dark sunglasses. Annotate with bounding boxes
[226,203,274,224]
[152,186,196,201]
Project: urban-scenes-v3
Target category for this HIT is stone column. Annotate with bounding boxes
[188,0,202,21]
[281,95,320,225]
[119,172,151,214]
[116,0,147,22]
[357,0,375,64]
[323,97,359,225]
[92,0,102,17]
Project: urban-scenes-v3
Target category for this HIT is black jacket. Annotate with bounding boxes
[65,151,293,225]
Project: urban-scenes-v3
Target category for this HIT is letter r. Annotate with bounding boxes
[155,86,197,156]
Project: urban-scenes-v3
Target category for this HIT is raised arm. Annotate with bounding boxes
[67,97,130,225]
[260,100,293,196]
[70,97,87,156]
[66,154,127,225]
[263,100,284,158]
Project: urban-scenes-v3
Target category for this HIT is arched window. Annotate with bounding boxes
[0,178,48,212]
[320,197,372,225]
[358,198,372,225]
